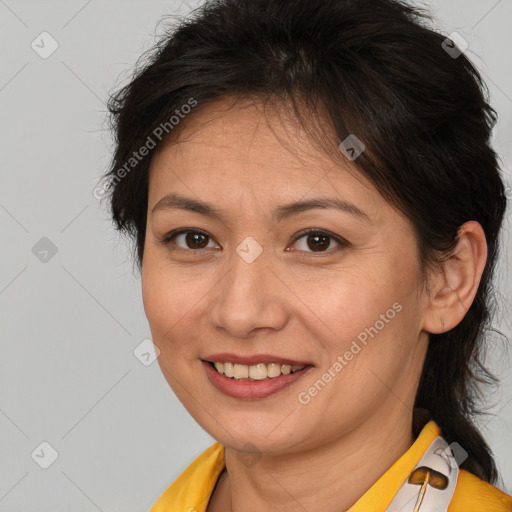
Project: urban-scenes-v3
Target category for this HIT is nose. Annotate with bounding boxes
[209,242,288,339]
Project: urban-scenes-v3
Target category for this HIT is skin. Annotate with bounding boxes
[141,96,488,512]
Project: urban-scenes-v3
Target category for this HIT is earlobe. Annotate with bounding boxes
[422,221,488,335]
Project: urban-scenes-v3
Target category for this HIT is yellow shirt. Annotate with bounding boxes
[150,421,512,512]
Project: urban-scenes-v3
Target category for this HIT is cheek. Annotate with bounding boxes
[302,260,408,339]
[304,264,423,407]
[142,243,181,323]
[141,249,216,367]
[141,252,189,353]
[142,264,169,335]
[303,247,423,386]
[141,263,201,404]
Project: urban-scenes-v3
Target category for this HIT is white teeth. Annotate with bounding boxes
[249,363,267,380]
[267,363,281,378]
[211,361,307,380]
[224,362,234,378]
[234,363,249,379]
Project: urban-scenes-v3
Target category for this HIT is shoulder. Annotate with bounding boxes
[449,469,512,512]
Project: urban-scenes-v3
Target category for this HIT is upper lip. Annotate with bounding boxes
[202,353,314,366]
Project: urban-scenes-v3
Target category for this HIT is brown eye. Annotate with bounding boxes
[291,229,347,254]
[162,229,218,251]
[184,231,209,249]
[306,233,331,252]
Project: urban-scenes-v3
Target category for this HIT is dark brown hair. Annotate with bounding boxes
[101,0,507,483]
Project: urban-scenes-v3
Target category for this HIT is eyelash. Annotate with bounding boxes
[159,228,349,255]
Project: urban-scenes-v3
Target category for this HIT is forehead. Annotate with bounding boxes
[147,96,383,220]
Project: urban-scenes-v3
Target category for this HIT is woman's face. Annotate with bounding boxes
[142,96,431,454]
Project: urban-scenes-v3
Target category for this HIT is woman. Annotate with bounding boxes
[101,0,512,510]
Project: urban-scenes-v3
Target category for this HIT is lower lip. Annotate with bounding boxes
[202,361,314,400]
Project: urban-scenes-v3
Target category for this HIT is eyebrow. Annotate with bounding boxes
[151,192,370,223]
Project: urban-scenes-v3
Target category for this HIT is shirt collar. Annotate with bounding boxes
[150,416,442,512]
[349,419,441,511]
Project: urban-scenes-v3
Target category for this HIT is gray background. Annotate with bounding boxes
[0,1,511,510]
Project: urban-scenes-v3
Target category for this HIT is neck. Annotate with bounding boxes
[220,407,416,512]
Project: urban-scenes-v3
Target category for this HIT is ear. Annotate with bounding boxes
[422,221,488,335]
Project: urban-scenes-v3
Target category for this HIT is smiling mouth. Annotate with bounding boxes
[206,361,311,380]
